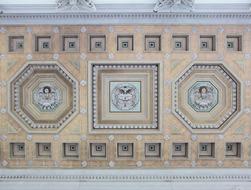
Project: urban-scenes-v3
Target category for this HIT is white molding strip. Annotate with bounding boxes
[0,3,251,25]
[0,169,251,190]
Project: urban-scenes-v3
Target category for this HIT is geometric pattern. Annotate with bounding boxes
[9,62,78,133]
[172,143,188,158]
[89,63,159,130]
[145,143,161,158]
[173,63,241,132]
[117,143,134,158]
[90,143,106,158]
[63,143,79,158]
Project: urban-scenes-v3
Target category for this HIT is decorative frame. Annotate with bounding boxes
[62,143,80,159]
[199,35,216,52]
[88,34,106,52]
[171,142,189,160]
[172,35,189,52]
[198,142,216,159]
[226,35,242,52]
[225,142,242,159]
[144,35,161,52]
[117,35,134,52]
[9,142,26,159]
[88,61,163,134]
[35,142,52,159]
[88,142,107,160]
[61,34,80,52]
[8,36,24,53]
[116,142,134,159]
[8,61,79,134]
[144,142,162,160]
[172,61,242,133]
[34,35,52,52]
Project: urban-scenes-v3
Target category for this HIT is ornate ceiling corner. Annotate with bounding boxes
[153,0,194,13]
[172,62,242,133]
[56,0,96,11]
[8,61,79,134]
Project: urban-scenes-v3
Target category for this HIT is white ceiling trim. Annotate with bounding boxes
[0,168,251,190]
[0,0,251,4]
[0,3,250,25]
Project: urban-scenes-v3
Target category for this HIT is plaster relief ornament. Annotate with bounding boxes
[33,84,62,112]
[56,0,96,11]
[90,63,160,130]
[173,63,241,132]
[9,62,79,133]
[154,0,194,12]
[188,81,218,112]
[111,83,140,112]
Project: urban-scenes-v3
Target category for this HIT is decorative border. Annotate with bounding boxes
[1,12,251,25]
[0,169,251,182]
[0,3,251,25]
[174,64,238,129]
[11,64,77,129]
[88,61,163,134]
[172,62,242,133]
[91,63,158,129]
[8,61,79,134]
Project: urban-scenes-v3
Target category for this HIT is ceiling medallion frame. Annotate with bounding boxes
[172,61,242,133]
[8,61,79,134]
[88,61,163,134]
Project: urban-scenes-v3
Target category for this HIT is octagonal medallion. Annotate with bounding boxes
[9,61,79,133]
[173,63,241,133]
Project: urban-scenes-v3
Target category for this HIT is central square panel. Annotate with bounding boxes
[88,62,161,133]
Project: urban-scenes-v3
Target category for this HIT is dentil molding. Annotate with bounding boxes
[0,169,251,190]
[0,3,251,25]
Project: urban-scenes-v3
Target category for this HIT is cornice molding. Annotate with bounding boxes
[1,169,251,190]
[0,169,251,182]
[0,3,250,25]
[0,12,251,25]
